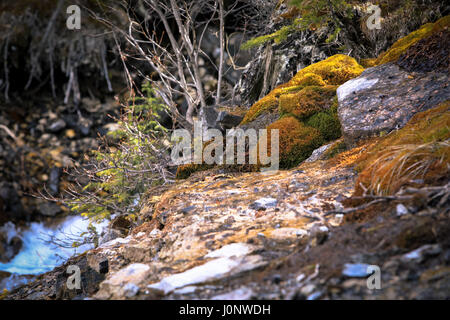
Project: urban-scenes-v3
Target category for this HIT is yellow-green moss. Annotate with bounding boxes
[289,54,364,86]
[241,54,364,125]
[279,85,337,120]
[241,94,279,124]
[304,97,342,141]
[241,22,299,50]
[0,288,7,300]
[266,117,324,168]
[360,58,377,68]
[355,100,450,196]
[375,15,450,66]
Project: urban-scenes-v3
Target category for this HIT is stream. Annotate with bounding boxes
[0,215,108,291]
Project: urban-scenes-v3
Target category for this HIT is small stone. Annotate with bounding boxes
[250,197,277,210]
[180,205,196,215]
[65,129,76,138]
[396,204,408,216]
[49,167,61,195]
[37,202,62,217]
[216,111,244,130]
[78,117,92,136]
[296,274,306,283]
[300,284,316,295]
[342,263,371,278]
[212,287,254,300]
[47,119,66,133]
[402,244,442,263]
[272,274,282,284]
[307,291,322,300]
[150,229,161,237]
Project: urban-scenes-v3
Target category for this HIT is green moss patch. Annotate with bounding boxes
[304,98,342,141]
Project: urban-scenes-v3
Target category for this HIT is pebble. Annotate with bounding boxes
[250,197,277,210]
[48,119,66,133]
[211,287,254,300]
[396,204,409,216]
[402,244,442,263]
[342,263,371,278]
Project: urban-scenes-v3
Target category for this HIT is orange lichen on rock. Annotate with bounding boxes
[241,54,364,124]
[354,101,450,196]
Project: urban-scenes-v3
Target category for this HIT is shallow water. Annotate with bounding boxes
[0,215,108,275]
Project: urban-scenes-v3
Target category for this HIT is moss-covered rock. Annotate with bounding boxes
[241,54,364,125]
[266,117,324,169]
[288,54,364,87]
[279,85,337,120]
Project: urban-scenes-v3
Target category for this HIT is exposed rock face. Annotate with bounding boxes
[5,156,357,300]
[6,135,450,300]
[234,2,448,108]
[96,263,151,299]
[337,63,450,146]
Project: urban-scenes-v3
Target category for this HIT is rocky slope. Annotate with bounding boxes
[2,9,450,301]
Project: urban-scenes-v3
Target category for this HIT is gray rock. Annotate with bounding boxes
[148,255,266,295]
[47,119,66,133]
[402,244,442,263]
[199,106,219,131]
[250,197,277,210]
[77,116,93,136]
[305,143,334,163]
[217,111,243,130]
[96,263,151,299]
[98,228,123,246]
[0,232,22,263]
[123,283,140,298]
[49,167,61,195]
[37,201,62,217]
[337,63,450,147]
[239,112,279,131]
[396,204,409,216]
[211,287,254,300]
